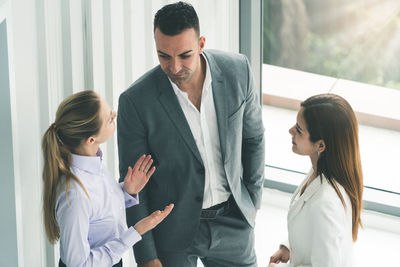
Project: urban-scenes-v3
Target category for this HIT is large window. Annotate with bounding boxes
[262,0,400,215]
[263,0,400,90]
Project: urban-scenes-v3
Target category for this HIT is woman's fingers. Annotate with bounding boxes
[269,252,282,264]
[125,166,132,180]
[146,166,156,179]
[133,154,146,172]
[151,204,174,224]
[139,155,151,171]
[143,158,153,173]
[163,203,174,214]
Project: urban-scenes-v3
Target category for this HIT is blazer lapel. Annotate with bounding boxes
[155,69,204,166]
[288,173,322,222]
[204,51,227,162]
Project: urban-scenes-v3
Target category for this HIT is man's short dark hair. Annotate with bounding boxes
[154,1,200,36]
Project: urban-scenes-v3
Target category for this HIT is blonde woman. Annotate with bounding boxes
[42,90,173,267]
[268,94,363,267]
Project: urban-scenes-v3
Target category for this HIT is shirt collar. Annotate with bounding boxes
[71,148,103,174]
[169,53,212,97]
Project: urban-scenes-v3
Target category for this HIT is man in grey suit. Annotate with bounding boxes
[117,2,265,267]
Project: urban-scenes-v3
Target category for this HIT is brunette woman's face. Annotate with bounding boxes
[93,96,117,144]
[289,108,319,156]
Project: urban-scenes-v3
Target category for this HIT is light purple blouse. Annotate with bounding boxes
[55,150,141,266]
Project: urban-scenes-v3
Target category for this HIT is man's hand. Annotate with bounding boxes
[138,258,163,267]
[269,245,290,264]
[134,204,174,236]
[124,154,155,195]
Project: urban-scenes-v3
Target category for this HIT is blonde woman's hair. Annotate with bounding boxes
[42,90,101,244]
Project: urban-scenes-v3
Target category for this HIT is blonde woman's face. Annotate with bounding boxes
[94,96,117,144]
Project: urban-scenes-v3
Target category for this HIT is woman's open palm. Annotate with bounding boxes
[124,154,155,195]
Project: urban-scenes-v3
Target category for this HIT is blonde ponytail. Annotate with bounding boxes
[42,90,101,243]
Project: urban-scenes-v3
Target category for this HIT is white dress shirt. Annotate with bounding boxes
[169,54,230,208]
[56,149,142,266]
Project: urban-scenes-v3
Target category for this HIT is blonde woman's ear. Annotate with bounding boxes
[86,137,95,145]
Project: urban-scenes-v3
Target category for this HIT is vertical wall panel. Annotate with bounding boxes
[43,0,64,111]
[0,19,19,267]
[8,0,47,265]
[60,0,73,96]
[69,0,86,92]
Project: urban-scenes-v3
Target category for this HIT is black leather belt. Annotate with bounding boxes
[200,195,234,220]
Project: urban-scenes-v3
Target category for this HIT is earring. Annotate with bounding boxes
[317,151,320,156]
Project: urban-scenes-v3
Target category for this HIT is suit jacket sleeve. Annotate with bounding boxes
[241,55,265,209]
[117,93,158,263]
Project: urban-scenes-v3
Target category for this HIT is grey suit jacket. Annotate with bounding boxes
[117,49,265,263]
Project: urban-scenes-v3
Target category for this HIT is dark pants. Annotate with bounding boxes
[158,197,257,267]
[59,259,122,267]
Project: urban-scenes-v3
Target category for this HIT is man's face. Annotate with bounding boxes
[154,27,205,86]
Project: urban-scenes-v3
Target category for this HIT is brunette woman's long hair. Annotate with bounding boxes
[42,90,101,243]
[301,93,363,241]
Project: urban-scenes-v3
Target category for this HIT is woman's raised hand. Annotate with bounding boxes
[123,154,155,195]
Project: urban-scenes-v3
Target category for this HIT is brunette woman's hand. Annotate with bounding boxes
[269,245,290,264]
[134,204,174,236]
[123,154,155,195]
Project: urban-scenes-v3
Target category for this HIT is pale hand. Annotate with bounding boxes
[124,154,155,195]
[137,258,163,267]
[269,246,290,264]
[134,203,174,236]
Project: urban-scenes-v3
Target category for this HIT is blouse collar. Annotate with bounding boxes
[71,148,103,174]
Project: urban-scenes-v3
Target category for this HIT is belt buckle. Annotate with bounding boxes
[200,209,218,219]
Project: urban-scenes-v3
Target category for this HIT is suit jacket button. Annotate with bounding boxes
[195,196,202,202]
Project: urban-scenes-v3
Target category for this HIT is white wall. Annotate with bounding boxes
[2,0,238,266]
[0,15,19,267]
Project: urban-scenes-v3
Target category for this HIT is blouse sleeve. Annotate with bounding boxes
[56,188,141,267]
[119,182,139,208]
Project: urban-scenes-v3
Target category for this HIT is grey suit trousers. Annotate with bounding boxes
[157,199,257,267]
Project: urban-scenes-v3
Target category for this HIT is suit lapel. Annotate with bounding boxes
[204,51,227,162]
[155,68,204,165]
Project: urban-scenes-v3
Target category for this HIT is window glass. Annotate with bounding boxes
[263,0,400,90]
[262,0,400,202]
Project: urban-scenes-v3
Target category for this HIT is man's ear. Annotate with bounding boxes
[199,36,206,53]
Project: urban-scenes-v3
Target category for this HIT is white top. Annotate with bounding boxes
[278,170,354,267]
[169,54,230,208]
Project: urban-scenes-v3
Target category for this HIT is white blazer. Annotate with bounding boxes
[278,171,354,267]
